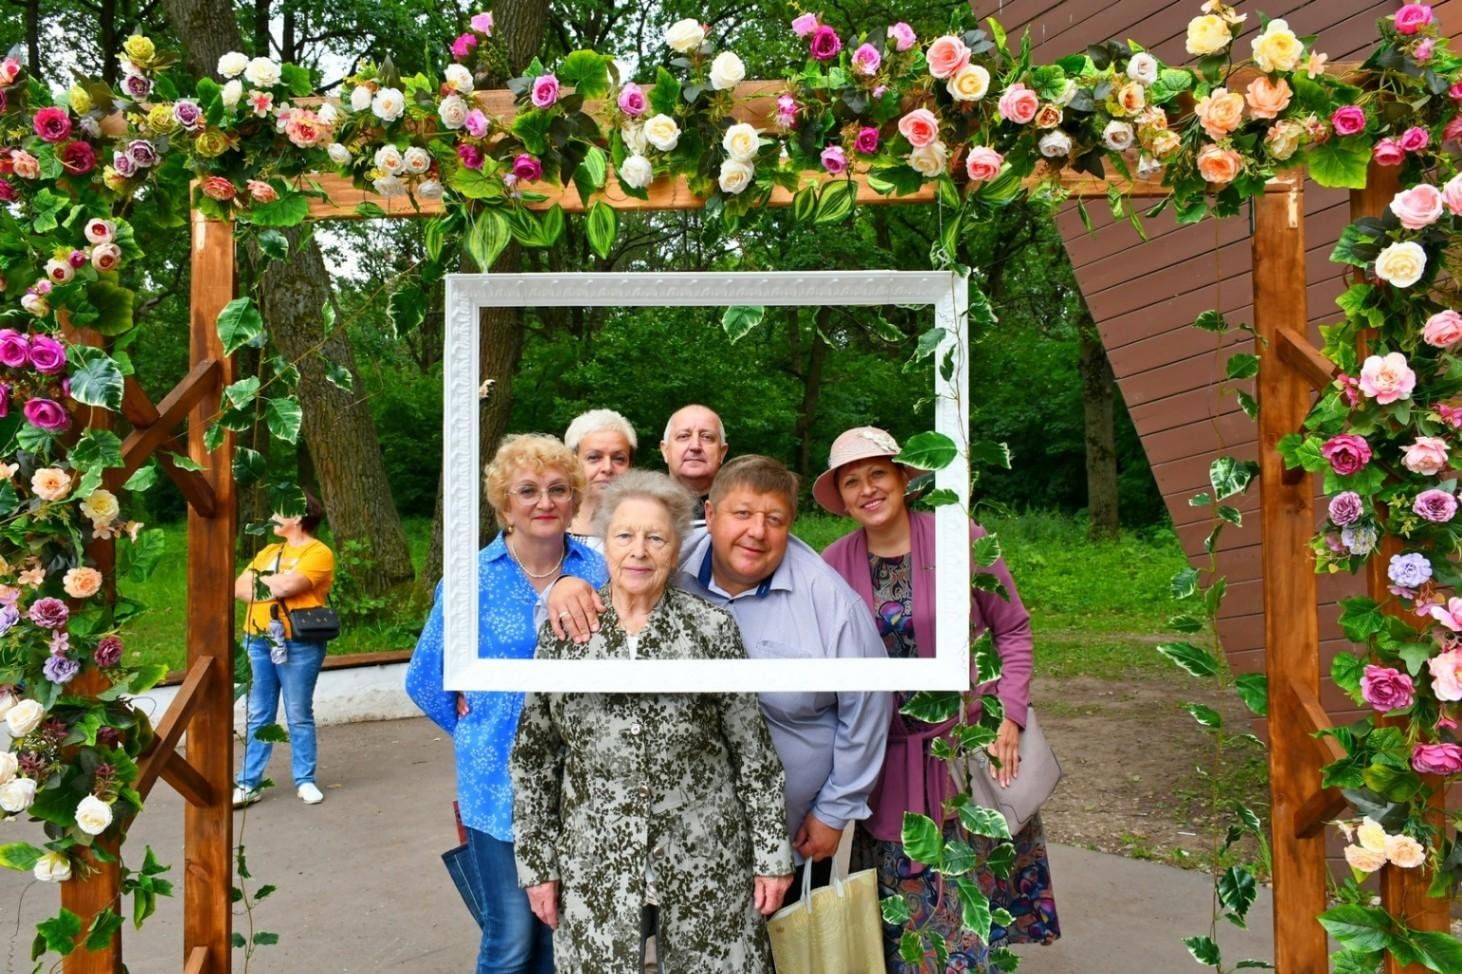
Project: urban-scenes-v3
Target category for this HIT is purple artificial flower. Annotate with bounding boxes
[0,605,18,634]
[125,139,156,168]
[456,143,485,170]
[1414,489,1459,523]
[27,335,66,374]
[617,83,647,117]
[888,22,917,52]
[173,99,203,131]
[854,126,880,155]
[809,25,843,61]
[851,43,882,76]
[451,33,478,60]
[22,397,69,431]
[470,11,493,34]
[93,635,123,669]
[121,72,152,100]
[42,654,79,685]
[67,250,87,269]
[0,329,30,368]
[110,151,137,178]
[27,597,69,630]
[530,74,560,109]
[59,141,96,175]
[0,383,9,419]
[1388,552,1433,588]
[820,145,848,175]
[1327,491,1364,526]
[511,153,543,182]
[464,109,489,138]
[49,630,68,656]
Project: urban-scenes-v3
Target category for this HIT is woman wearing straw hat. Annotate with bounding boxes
[813,426,1060,973]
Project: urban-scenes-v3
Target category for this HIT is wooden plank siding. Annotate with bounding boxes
[969,0,1407,790]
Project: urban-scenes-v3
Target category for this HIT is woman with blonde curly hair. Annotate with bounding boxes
[407,433,607,974]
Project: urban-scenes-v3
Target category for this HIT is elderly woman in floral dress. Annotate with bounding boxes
[511,470,793,973]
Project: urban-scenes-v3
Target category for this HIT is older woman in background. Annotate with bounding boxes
[815,426,1059,974]
[512,470,792,973]
[407,434,607,974]
[564,409,637,550]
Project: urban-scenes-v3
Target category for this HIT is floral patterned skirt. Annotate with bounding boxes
[850,814,1060,974]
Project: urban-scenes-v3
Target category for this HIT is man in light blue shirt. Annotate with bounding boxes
[551,455,890,889]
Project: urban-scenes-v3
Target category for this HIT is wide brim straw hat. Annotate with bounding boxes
[812,426,904,516]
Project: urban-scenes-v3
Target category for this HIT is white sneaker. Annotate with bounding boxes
[232,785,260,808]
[297,783,324,805]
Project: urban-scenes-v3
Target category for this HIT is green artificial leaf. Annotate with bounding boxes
[84,280,136,336]
[1306,137,1372,190]
[792,185,816,223]
[68,346,125,411]
[233,447,267,486]
[265,398,303,444]
[957,802,1012,841]
[465,209,511,270]
[0,843,46,871]
[649,67,680,116]
[1168,614,1205,633]
[1183,935,1221,965]
[901,812,942,865]
[954,878,993,943]
[279,62,313,97]
[37,908,83,957]
[1318,904,1393,953]
[1209,456,1257,500]
[84,909,123,952]
[585,201,617,259]
[558,50,612,98]
[252,931,280,946]
[1330,949,1384,974]
[941,837,978,876]
[254,724,289,743]
[246,193,311,228]
[121,529,167,583]
[1217,866,1257,925]
[448,163,504,201]
[222,377,261,411]
[1234,672,1268,716]
[898,931,923,964]
[1331,652,1366,695]
[1235,390,1258,419]
[814,180,855,224]
[1337,598,1387,643]
[721,306,765,344]
[1185,702,1223,729]
[983,840,1016,880]
[972,534,1002,568]
[894,432,957,470]
[969,441,1012,469]
[900,691,961,724]
[973,631,1001,684]
[1156,642,1219,678]
[1225,353,1260,380]
[1171,567,1199,599]
[256,230,289,260]
[578,145,608,192]
[880,893,911,925]
[1405,930,1462,974]
[324,362,354,391]
[216,297,265,356]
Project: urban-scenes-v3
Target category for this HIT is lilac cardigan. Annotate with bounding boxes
[822,511,1033,843]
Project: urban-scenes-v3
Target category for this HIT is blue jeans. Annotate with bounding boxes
[236,635,326,789]
[466,828,553,974]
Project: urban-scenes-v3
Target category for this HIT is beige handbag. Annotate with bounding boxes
[766,859,884,974]
[951,705,1063,834]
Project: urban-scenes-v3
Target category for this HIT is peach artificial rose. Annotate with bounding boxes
[1195,87,1245,140]
[30,468,71,501]
[897,108,940,148]
[63,566,103,599]
[924,35,971,80]
[1244,77,1292,119]
[1195,144,1242,184]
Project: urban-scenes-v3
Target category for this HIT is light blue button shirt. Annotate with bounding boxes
[405,535,607,839]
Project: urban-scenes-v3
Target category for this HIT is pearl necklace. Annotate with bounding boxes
[508,537,564,579]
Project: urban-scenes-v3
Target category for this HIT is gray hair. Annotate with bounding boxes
[660,404,727,445]
[565,408,638,453]
[594,470,695,555]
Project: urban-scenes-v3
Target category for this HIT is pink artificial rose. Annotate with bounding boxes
[997,83,1039,124]
[1361,664,1415,712]
[925,35,971,80]
[245,180,277,203]
[1447,116,1462,145]
[27,335,66,374]
[1451,81,1462,100]
[809,25,842,61]
[1413,488,1457,523]
[1322,434,1372,475]
[1373,138,1405,166]
[90,243,121,272]
[0,57,19,85]
[1443,173,1462,215]
[59,141,95,175]
[456,143,484,170]
[11,150,39,180]
[1432,596,1462,631]
[451,33,477,60]
[1400,126,1430,152]
[511,153,542,182]
[470,11,493,34]
[32,107,72,144]
[791,13,819,38]
[0,330,30,368]
[1416,38,1436,63]
[200,176,236,201]
[464,109,488,138]
[853,126,880,155]
[1330,105,1366,136]
[1359,351,1416,404]
[1423,310,1462,348]
[897,108,940,148]
[965,146,1003,183]
[22,397,68,431]
[1394,3,1435,35]
[1429,648,1462,701]
[851,43,882,76]
[1402,435,1449,475]
[1411,742,1462,775]
[1390,184,1444,229]
[617,83,646,117]
[820,145,847,175]
[888,22,917,52]
[531,74,560,109]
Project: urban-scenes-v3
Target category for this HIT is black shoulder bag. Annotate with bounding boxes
[269,541,341,642]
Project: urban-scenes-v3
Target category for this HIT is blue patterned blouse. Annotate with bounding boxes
[405,534,606,840]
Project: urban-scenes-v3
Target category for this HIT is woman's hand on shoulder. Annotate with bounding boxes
[546,577,604,643]
[754,873,793,916]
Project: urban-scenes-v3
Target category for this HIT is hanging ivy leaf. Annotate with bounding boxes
[894,432,957,470]
[216,297,265,356]
[721,305,765,343]
[900,812,942,865]
[324,362,354,391]
[1305,137,1372,190]
[67,346,124,411]
[69,429,123,470]
[264,397,303,444]
[814,180,855,224]
[465,209,511,271]
[84,280,136,336]
[1156,641,1219,677]
[246,193,311,228]
[585,201,617,259]
[1183,935,1222,965]
[256,230,290,260]
[222,376,261,411]
[1234,672,1268,716]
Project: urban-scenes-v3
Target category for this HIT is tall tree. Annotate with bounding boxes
[163,0,415,594]
[1078,315,1120,540]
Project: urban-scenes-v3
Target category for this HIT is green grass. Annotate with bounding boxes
[120,511,1195,679]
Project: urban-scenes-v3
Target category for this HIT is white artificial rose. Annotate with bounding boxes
[243,57,281,88]
[349,84,373,113]
[417,179,444,200]
[327,142,352,166]
[1102,120,1135,151]
[75,795,114,836]
[373,145,403,173]
[1039,129,1073,159]
[444,63,474,94]
[1127,52,1159,85]
[402,146,432,174]
[0,777,37,813]
[721,122,760,162]
[709,50,745,91]
[643,114,681,152]
[5,699,44,737]
[216,51,249,79]
[1384,833,1426,869]
[946,64,991,102]
[372,174,406,197]
[1251,18,1302,73]
[718,158,754,194]
[622,123,648,155]
[664,18,706,54]
[618,154,653,189]
[1374,241,1427,288]
[0,690,14,718]
[371,87,405,122]
[907,140,948,177]
[438,94,469,130]
[317,102,339,125]
[33,852,71,882]
[221,79,244,109]
[0,751,15,784]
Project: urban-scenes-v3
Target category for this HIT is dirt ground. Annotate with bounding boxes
[1032,672,1270,868]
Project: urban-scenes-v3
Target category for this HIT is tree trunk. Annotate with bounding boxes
[415,0,550,605]
[1079,317,1120,541]
[792,309,829,483]
[19,0,42,82]
[164,0,415,595]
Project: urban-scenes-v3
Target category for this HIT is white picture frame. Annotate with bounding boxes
[442,270,969,692]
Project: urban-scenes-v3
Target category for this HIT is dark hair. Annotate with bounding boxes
[300,492,325,534]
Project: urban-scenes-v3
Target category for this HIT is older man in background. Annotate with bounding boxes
[660,404,728,519]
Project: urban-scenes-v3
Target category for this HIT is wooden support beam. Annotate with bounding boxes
[119,358,222,479]
[183,212,236,974]
[134,657,215,801]
[120,377,161,427]
[156,446,219,517]
[1275,326,1337,392]
[1254,176,1332,973]
[159,752,215,809]
[1294,786,1352,840]
[1283,675,1346,765]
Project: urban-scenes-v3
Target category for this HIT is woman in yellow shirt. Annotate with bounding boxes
[231,496,335,807]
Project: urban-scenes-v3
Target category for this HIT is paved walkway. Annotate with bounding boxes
[0,718,1272,971]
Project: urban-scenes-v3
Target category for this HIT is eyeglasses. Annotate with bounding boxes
[510,484,574,503]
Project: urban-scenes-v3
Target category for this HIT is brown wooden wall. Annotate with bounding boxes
[971,0,1431,718]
